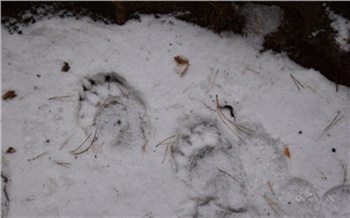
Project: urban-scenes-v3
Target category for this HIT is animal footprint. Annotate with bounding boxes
[171,116,249,213]
[78,72,149,154]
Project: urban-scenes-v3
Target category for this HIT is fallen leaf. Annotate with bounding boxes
[174,56,188,65]
[2,90,17,100]
[61,62,70,72]
[284,146,291,159]
[6,147,16,154]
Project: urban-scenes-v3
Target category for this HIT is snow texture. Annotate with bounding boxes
[326,6,350,52]
[1,3,350,218]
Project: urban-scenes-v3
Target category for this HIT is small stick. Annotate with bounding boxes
[162,145,169,164]
[72,129,97,155]
[155,135,176,147]
[218,168,239,183]
[28,151,49,162]
[70,133,92,153]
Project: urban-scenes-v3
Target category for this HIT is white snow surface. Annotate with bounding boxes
[326,7,350,52]
[1,5,350,218]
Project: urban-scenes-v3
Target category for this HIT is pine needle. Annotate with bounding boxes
[71,129,97,155]
[70,132,92,153]
[53,161,71,168]
[27,151,49,162]
[215,95,254,144]
[206,69,218,93]
[155,135,176,147]
[218,168,239,183]
[49,95,74,101]
[162,145,169,164]
[290,74,305,91]
[263,194,282,215]
[267,181,275,195]
[324,112,343,133]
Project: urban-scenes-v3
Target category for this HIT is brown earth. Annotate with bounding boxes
[2,2,349,88]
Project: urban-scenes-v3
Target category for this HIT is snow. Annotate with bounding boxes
[2,4,350,218]
[326,6,350,52]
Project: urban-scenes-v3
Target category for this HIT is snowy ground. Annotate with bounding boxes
[2,3,350,218]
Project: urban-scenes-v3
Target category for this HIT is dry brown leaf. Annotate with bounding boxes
[2,90,17,100]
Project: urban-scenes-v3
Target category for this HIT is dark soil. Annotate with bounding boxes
[2,2,349,88]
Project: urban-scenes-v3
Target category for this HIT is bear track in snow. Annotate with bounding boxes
[78,72,149,154]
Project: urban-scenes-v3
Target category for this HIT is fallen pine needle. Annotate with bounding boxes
[155,135,176,147]
[183,83,197,93]
[215,95,254,144]
[49,95,74,101]
[267,181,275,195]
[245,67,260,74]
[70,132,92,153]
[116,82,128,97]
[28,151,49,162]
[324,112,343,133]
[72,129,97,155]
[162,145,169,164]
[341,162,348,184]
[218,168,239,183]
[59,134,74,151]
[263,194,282,215]
[93,142,105,158]
[206,70,218,93]
[290,74,305,91]
[53,161,71,168]
[142,141,148,154]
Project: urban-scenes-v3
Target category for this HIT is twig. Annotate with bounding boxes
[218,168,239,183]
[72,129,97,155]
[70,132,92,153]
[324,112,343,133]
[162,145,169,164]
[27,151,49,162]
[290,74,305,91]
[155,135,176,147]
